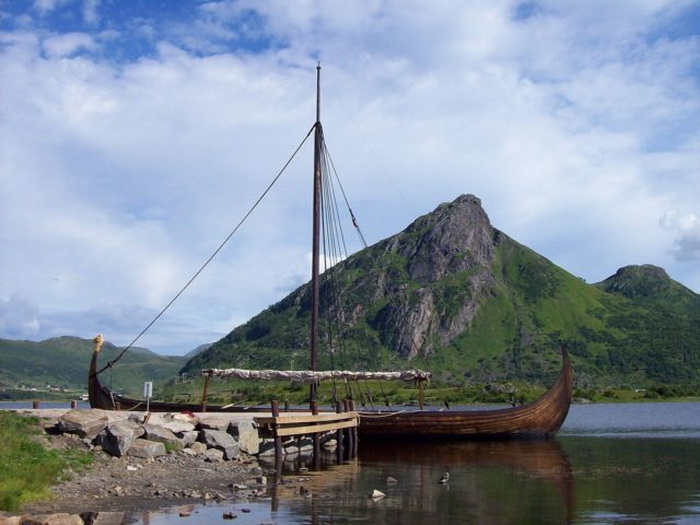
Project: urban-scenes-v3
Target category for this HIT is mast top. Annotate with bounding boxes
[315,62,321,124]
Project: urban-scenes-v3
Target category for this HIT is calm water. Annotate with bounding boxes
[127,402,700,525]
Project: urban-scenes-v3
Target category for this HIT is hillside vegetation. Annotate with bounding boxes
[0,336,185,396]
[182,195,700,391]
[3,196,698,400]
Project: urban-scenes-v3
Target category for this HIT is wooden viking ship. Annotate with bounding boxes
[88,64,573,439]
[89,335,572,438]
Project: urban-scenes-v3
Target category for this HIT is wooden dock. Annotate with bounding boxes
[254,400,359,465]
[255,411,359,438]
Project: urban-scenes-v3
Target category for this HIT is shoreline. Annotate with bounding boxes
[0,410,284,523]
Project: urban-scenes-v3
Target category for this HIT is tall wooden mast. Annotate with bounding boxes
[310,63,322,404]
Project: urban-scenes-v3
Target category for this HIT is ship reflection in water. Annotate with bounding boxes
[117,402,700,525]
[278,439,574,525]
[134,439,574,525]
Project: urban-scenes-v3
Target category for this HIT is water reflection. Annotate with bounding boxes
[132,403,700,524]
[561,436,700,524]
[274,439,575,525]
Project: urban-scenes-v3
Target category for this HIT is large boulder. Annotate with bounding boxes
[179,430,199,446]
[199,429,239,460]
[56,410,109,440]
[228,420,260,455]
[98,420,145,457]
[128,439,166,459]
[145,413,198,434]
[142,423,181,448]
[198,415,231,432]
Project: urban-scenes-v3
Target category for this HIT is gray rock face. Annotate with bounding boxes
[147,413,198,434]
[179,430,199,446]
[57,410,109,440]
[204,448,225,462]
[128,439,166,459]
[400,194,497,284]
[198,415,231,431]
[228,420,260,455]
[369,194,502,358]
[99,420,145,457]
[142,423,181,447]
[199,429,240,460]
[48,409,259,463]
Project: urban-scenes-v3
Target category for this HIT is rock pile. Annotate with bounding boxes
[51,409,260,460]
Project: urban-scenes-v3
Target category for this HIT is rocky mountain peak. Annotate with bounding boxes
[390,194,498,284]
[371,195,503,359]
[598,264,672,298]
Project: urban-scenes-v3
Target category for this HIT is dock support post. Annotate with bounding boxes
[271,400,283,466]
[311,401,321,469]
[344,399,355,460]
[335,401,345,463]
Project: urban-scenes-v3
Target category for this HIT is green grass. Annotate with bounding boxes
[0,412,92,512]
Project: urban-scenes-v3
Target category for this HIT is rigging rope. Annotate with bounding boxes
[96,124,317,376]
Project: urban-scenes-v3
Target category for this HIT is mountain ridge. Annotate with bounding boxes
[2,195,698,392]
[181,194,700,388]
[0,336,186,394]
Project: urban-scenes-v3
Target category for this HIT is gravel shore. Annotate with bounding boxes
[2,410,275,519]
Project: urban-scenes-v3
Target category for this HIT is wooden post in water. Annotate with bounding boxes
[335,400,345,463]
[271,400,283,465]
[349,399,358,458]
[344,399,354,460]
[311,400,321,469]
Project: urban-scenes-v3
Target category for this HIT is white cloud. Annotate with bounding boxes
[661,211,700,262]
[42,31,96,57]
[0,292,41,338]
[0,0,698,353]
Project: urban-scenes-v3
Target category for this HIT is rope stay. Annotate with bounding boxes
[96,125,317,376]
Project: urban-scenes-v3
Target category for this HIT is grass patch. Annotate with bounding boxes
[0,412,92,512]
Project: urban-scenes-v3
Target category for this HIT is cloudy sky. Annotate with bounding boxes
[1,1,699,355]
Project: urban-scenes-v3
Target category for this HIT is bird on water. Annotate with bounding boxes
[438,472,450,484]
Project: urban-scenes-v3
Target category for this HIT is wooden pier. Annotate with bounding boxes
[255,411,359,438]
[254,400,359,465]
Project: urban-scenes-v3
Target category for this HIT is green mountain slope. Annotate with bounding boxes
[182,195,700,389]
[0,336,186,394]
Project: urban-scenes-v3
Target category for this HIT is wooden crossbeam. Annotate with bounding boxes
[255,411,358,438]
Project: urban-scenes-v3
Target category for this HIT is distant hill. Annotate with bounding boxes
[184,343,212,360]
[0,336,186,395]
[181,194,700,389]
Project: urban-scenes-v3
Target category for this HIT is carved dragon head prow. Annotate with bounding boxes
[93,334,105,354]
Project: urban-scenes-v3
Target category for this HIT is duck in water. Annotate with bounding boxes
[438,472,450,484]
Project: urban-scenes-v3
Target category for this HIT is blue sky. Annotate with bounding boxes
[1,0,699,355]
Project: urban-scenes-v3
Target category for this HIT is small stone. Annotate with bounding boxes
[370,489,385,500]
